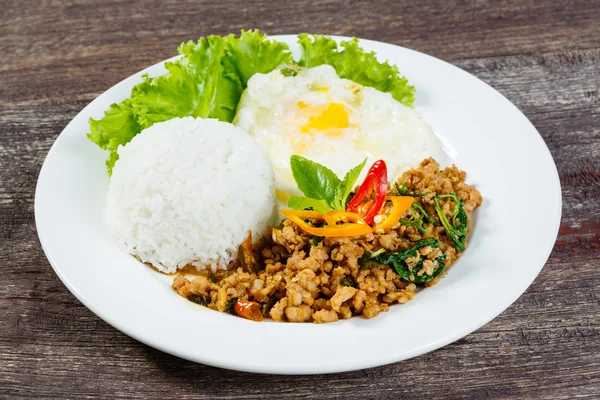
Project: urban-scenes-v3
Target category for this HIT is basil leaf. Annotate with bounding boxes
[331,158,366,211]
[373,238,446,284]
[433,194,468,252]
[287,195,332,214]
[290,155,341,204]
[312,236,325,246]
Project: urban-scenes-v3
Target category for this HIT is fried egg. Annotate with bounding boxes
[233,64,445,202]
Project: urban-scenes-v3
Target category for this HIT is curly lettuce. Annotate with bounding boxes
[87,100,141,173]
[131,35,242,129]
[222,29,293,86]
[297,34,415,107]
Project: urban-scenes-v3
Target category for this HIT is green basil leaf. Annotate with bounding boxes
[331,158,367,211]
[373,238,446,284]
[290,155,341,204]
[287,195,333,214]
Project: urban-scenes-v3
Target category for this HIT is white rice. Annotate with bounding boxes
[105,117,278,273]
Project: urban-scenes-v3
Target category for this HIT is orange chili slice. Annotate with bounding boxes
[374,196,414,232]
[233,300,263,321]
[280,209,373,237]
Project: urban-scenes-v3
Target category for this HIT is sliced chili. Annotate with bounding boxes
[346,160,388,225]
[280,209,373,237]
[374,196,414,232]
[233,300,263,321]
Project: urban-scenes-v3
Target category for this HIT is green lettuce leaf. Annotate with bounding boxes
[223,29,293,86]
[87,100,141,173]
[132,35,242,128]
[297,34,415,107]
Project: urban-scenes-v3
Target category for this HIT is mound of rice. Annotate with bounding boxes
[105,117,278,273]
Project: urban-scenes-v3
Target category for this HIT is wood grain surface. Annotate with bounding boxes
[1,0,599,398]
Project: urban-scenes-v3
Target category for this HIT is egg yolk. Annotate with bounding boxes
[301,103,350,134]
[275,189,290,203]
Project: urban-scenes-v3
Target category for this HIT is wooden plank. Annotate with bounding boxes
[1,0,599,398]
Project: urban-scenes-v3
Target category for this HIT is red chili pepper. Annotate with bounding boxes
[233,300,263,321]
[346,160,388,225]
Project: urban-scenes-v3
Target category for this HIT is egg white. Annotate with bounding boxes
[233,64,445,202]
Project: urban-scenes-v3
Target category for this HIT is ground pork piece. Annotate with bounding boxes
[318,271,329,285]
[383,285,418,303]
[385,268,397,282]
[373,267,389,291]
[285,305,313,322]
[330,266,348,286]
[286,269,320,306]
[362,303,381,319]
[249,278,268,302]
[172,275,215,298]
[296,269,320,293]
[339,305,352,319]
[313,309,339,324]
[286,250,307,271]
[265,261,286,274]
[383,290,408,304]
[362,294,386,318]
[457,183,483,212]
[356,268,371,284]
[287,283,312,306]
[261,248,274,259]
[310,244,330,263]
[270,298,288,322]
[352,289,367,313]
[271,244,289,259]
[335,241,364,272]
[444,246,458,265]
[359,277,380,294]
[216,286,229,312]
[405,255,421,269]
[404,284,417,299]
[172,276,192,296]
[321,286,334,297]
[359,267,389,294]
[418,259,435,277]
[295,255,321,272]
[330,286,358,312]
[312,298,329,311]
[419,245,433,256]
[272,222,307,251]
[260,272,284,298]
[379,230,398,250]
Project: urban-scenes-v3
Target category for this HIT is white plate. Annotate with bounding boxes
[35,35,561,374]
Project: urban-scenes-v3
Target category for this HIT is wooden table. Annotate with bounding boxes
[2,1,599,398]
